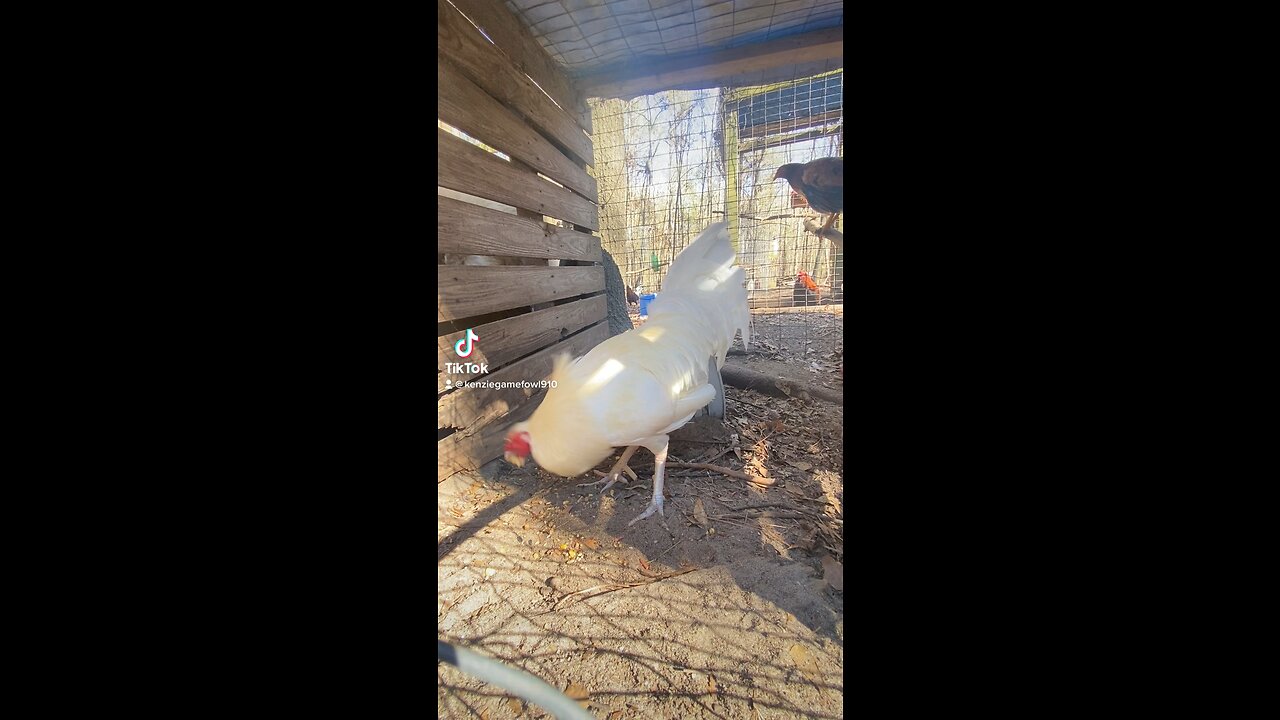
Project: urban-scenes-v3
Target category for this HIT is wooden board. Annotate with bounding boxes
[446,0,585,132]
[439,320,608,431]
[437,322,610,481]
[439,392,539,482]
[749,287,819,309]
[575,28,843,100]
[438,186,516,215]
[438,0,594,167]
[437,295,607,393]
[749,304,843,316]
[439,264,604,322]
[439,60,597,200]
[438,128,599,231]
[437,195,599,262]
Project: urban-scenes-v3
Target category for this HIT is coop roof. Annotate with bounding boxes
[503,0,843,98]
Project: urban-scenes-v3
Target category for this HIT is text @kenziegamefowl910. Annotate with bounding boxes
[446,379,558,390]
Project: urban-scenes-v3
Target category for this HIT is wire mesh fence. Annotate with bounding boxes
[589,69,843,353]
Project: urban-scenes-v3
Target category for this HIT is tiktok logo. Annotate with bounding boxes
[455,328,479,358]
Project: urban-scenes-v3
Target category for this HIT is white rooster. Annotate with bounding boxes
[503,222,750,526]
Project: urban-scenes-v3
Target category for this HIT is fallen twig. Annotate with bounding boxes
[711,512,812,521]
[695,446,735,465]
[652,537,687,561]
[720,502,803,512]
[728,395,771,410]
[707,517,755,530]
[668,461,774,488]
[634,565,696,580]
[667,462,750,479]
[537,567,697,613]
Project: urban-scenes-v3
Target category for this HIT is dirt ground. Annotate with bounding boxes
[438,310,844,719]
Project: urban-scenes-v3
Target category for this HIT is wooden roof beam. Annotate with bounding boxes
[574,27,843,100]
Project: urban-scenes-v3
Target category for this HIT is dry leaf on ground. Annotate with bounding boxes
[693,498,709,528]
[564,682,590,708]
[789,644,821,681]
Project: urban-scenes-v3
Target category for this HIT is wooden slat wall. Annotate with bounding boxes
[439,322,609,433]
[437,295,606,393]
[438,0,594,167]
[438,0,604,482]
[438,196,598,261]
[439,265,604,322]
[439,63,597,200]
[438,187,515,216]
[446,0,587,133]
[438,129,599,231]
[438,323,610,482]
[439,392,538,482]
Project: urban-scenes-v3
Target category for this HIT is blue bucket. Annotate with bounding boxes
[638,293,657,316]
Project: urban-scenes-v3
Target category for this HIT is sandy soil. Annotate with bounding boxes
[439,310,844,719]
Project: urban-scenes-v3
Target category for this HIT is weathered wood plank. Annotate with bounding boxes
[437,295,607,393]
[439,392,538,482]
[438,264,604,322]
[439,321,609,431]
[439,60,597,200]
[748,287,846,309]
[575,28,843,100]
[438,186,515,215]
[438,128,599,230]
[439,0,594,167]
[447,0,580,126]
[437,195,599,262]
[749,304,844,316]
[437,322,611,481]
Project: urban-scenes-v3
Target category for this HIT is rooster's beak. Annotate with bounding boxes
[504,452,525,467]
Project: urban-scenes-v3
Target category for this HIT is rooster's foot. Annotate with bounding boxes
[820,212,839,236]
[626,494,665,527]
[577,462,637,494]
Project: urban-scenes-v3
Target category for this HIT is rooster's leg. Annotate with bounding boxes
[819,212,838,237]
[577,445,639,492]
[627,436,669,527]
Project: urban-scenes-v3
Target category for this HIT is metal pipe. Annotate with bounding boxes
[438,640,596,720]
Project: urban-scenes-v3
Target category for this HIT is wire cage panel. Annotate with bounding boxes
[589,69,843,352]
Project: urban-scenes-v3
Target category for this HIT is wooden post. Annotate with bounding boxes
[724,100,740,255]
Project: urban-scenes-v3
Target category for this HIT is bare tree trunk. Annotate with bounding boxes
[601,249,633,337]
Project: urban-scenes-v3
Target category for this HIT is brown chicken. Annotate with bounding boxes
[775,157,843,236]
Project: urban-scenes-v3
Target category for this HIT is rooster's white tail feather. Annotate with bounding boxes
[650,222,750,365]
